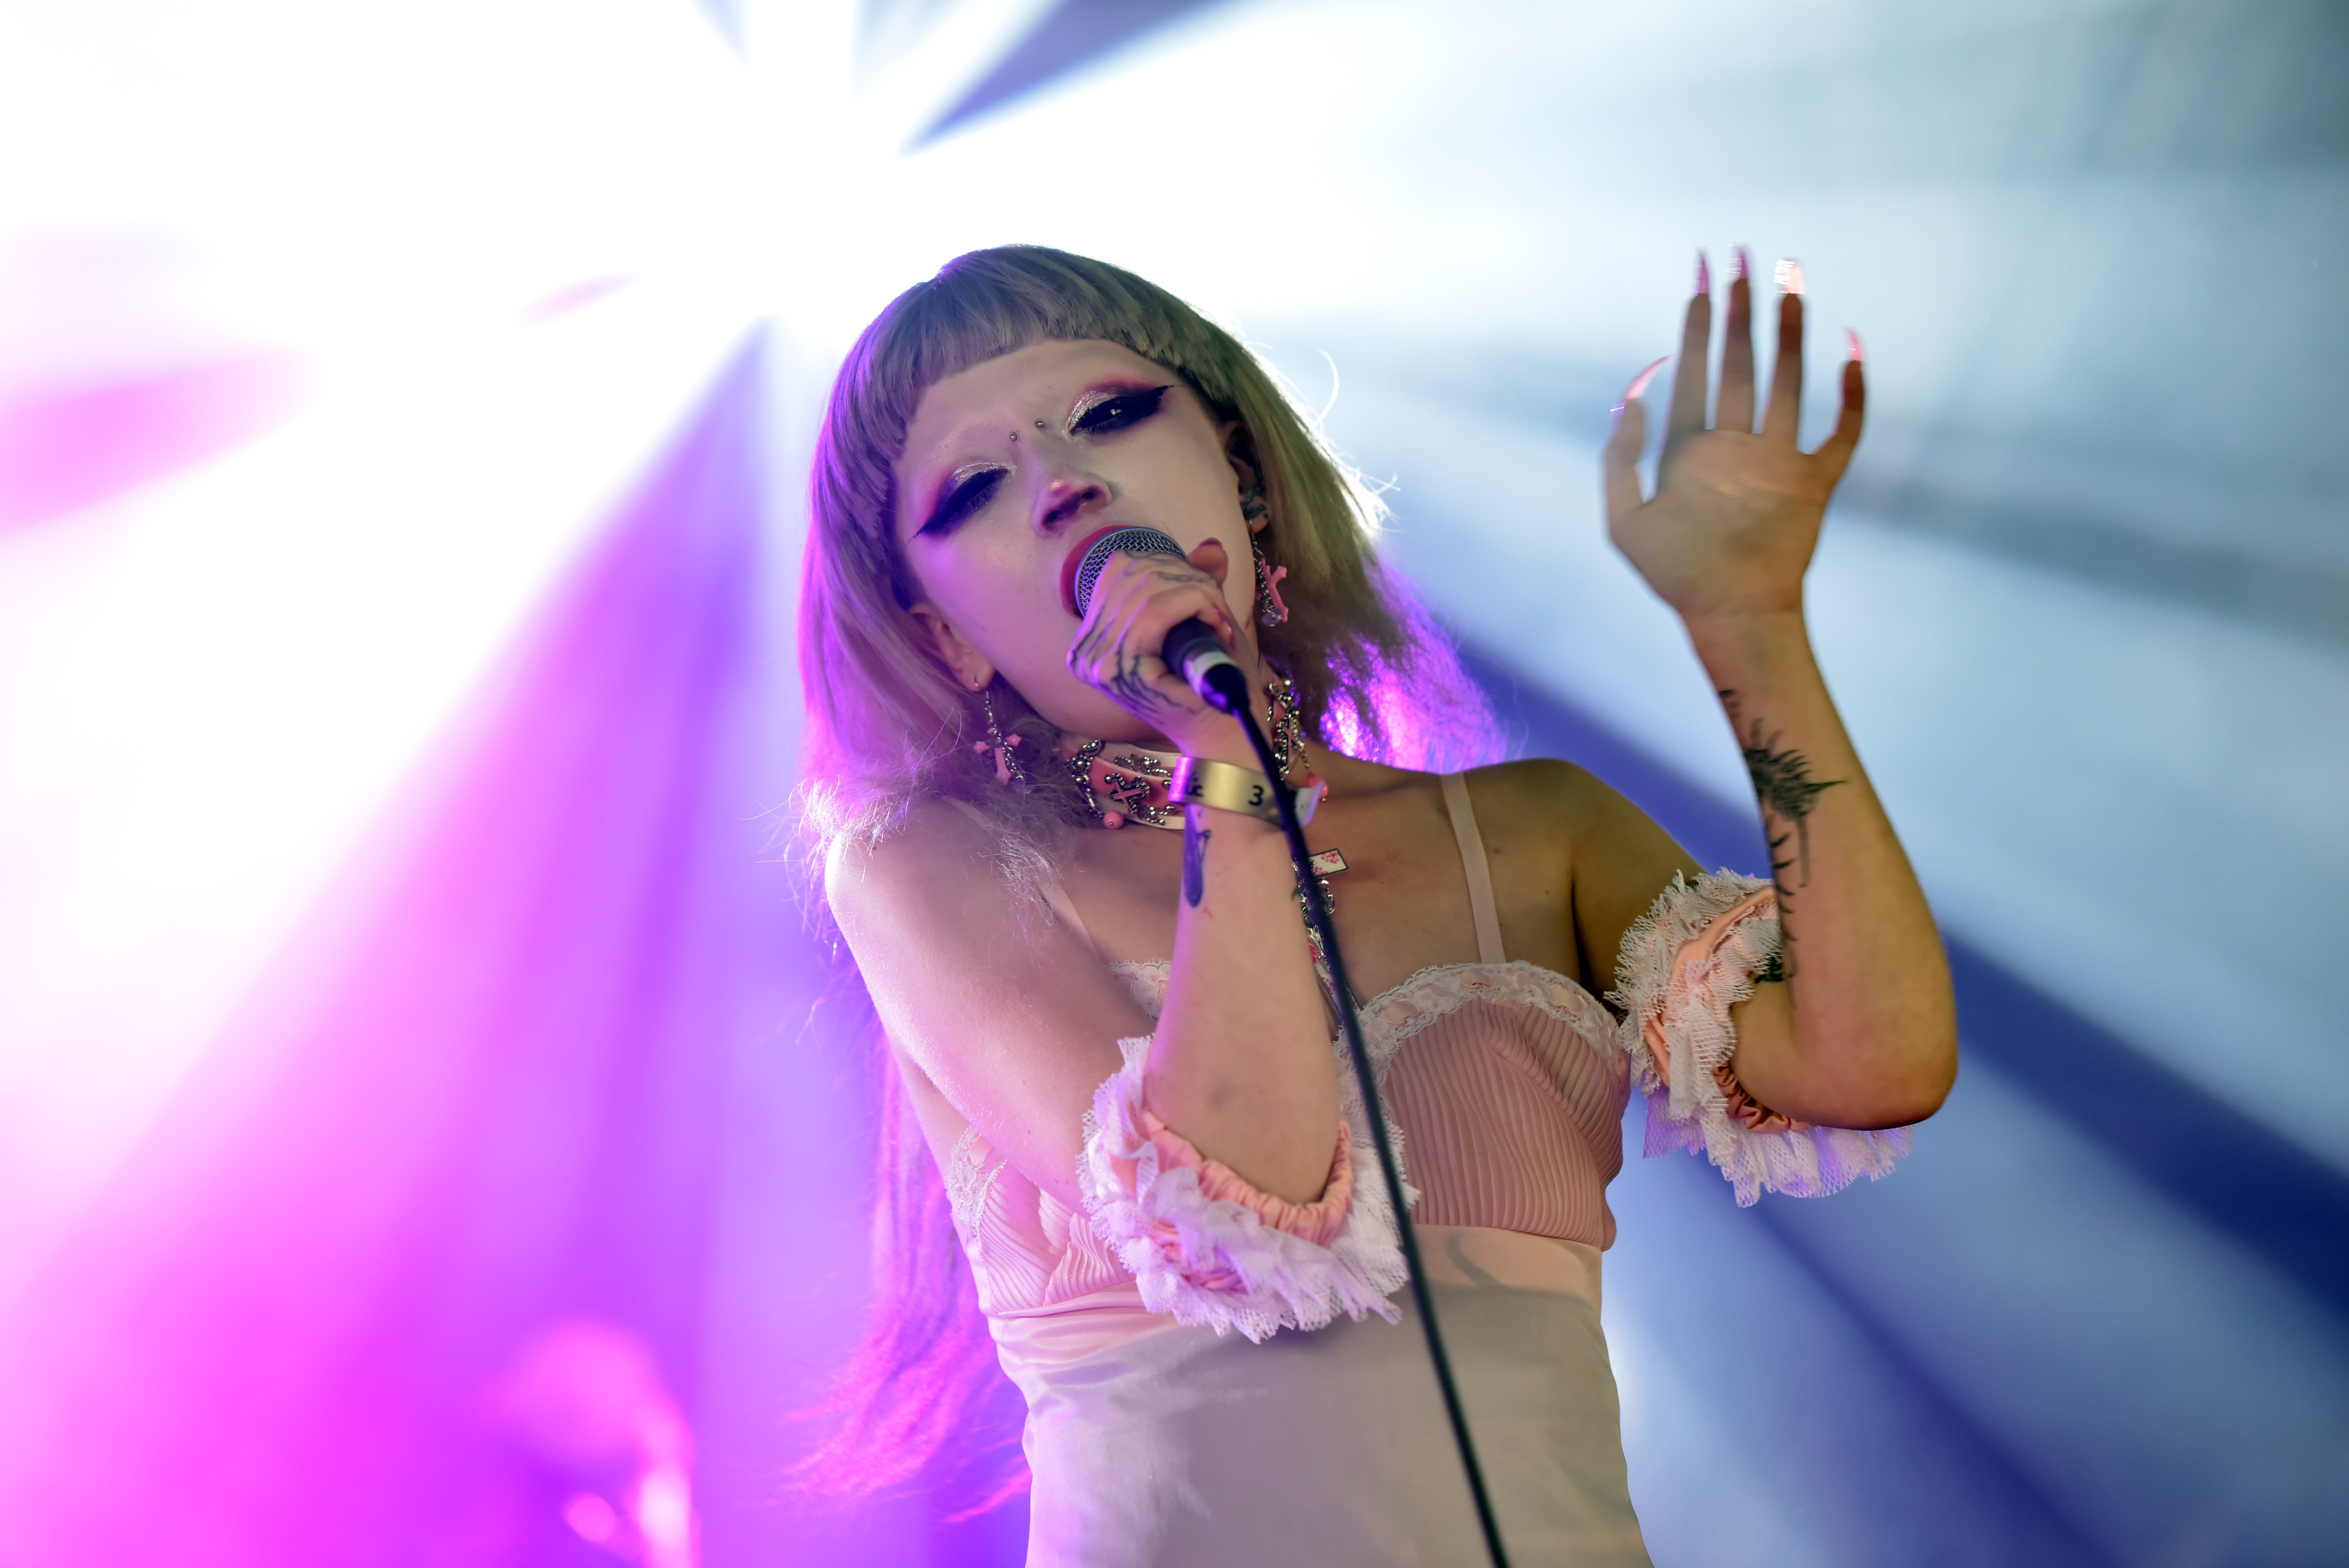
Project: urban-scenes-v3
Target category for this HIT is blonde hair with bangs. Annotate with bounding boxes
[796,244,1485,862]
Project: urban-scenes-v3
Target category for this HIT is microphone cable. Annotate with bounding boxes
[1208,672,1512,1568]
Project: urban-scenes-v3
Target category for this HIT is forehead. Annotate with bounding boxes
[898,338,1171,469]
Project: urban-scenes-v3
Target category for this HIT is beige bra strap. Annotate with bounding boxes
[1439,772,1507,966]
[939,798,1102,959]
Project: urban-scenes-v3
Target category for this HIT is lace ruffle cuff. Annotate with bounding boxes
[1612,870,1911,1206]
[1078,1034,1409,1343]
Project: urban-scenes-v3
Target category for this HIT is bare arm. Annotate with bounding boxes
[835,540,1341,1210]
[1596,255,1957,1129]
[1068,540,1344,1200]
[829,810,1140,1212]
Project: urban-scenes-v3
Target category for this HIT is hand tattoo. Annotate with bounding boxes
[1107,649,1186,722]
[1183,815,1210,907]
[1069,625,1188,723]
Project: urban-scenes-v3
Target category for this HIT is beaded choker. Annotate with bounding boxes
[1064,737,1185,830]
[1061,672,1349,980]
[1063,671,1315,831]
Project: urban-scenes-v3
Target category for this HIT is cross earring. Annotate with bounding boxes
[974,684,1030,791]
[1255,545,1290,628]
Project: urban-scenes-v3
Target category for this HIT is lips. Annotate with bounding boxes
[1060,524,1127,617]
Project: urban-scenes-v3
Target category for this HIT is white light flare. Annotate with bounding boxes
[0,0,763,1309]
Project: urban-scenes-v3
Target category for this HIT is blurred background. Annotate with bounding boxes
[1,0,2343,1563]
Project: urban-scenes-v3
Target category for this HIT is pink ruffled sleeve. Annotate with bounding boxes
[1077,1035,1410,1343]
[1611,870,1911,1206]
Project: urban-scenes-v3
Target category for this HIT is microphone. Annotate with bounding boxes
[1060,524,1249,712]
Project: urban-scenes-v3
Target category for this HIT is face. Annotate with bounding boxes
[892,338,1260,740]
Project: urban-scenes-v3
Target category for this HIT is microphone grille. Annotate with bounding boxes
[1063,524,1186,617]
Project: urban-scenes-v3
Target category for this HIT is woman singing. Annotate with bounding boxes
[798,245,1955,1564]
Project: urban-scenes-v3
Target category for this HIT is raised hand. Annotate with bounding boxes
[1602,250,1864,629]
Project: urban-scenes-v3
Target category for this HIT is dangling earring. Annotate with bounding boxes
[1239,477,1288,627]
[973,683,1030,791]
[1254,544,1290,629]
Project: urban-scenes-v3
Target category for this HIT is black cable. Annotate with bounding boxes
[1213,680,1512,1568]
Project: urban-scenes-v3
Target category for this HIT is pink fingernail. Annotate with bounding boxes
[1695,248,1711,296]
[1845,328,1866,363]
[1732,245,1751,283]
[1774,258,1805,296]
[1620,355,1668,404]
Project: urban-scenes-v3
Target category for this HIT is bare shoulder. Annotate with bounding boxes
[1459,757,1698,946]
[1457,756,1659,850]
[823,797,1006,940]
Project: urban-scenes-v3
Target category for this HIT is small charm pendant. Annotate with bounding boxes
[1296,847,1350,982]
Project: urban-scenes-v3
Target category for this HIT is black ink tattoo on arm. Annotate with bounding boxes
[1183,815,1210,907]
[1741,721,1840,885]
[1721,689,1842,976]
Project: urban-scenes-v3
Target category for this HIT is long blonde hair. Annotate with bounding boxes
[791,246,1493,1506]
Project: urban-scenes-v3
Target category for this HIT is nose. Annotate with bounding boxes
[1035,476,1109,536]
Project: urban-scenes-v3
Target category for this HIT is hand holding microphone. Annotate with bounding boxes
[1062,525,1253,731]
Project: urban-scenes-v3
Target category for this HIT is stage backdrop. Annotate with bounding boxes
[1,2,2342,1565]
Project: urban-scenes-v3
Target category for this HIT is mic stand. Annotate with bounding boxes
[1204,666,1511,1568]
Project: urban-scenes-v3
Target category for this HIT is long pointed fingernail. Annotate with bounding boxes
[1774,257,1805,296]
[1732,245,1751,284]
[1845,328,1866,363]
[1617,355,1669,410]
[1695,248,1711,296]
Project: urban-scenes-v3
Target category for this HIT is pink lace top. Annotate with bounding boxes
[941,774,1910,1368]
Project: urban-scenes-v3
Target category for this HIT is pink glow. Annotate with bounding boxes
[485,1318,699,1565]
[0,337,876,1565]
[0,353,305,531]
[523,275,638,324]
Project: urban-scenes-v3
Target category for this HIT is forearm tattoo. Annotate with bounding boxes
[1183,814,1210,907]
[1721,689,1841,974]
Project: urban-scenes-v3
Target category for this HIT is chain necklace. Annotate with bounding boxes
[1262,669,1311,782]
[1254,674,1349,975]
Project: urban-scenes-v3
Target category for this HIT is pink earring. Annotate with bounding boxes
[1255,547,1290,628]
[973,683,1029,789]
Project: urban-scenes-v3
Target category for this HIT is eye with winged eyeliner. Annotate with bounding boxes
[918,463,1006,537]
[1068,384,1169,437]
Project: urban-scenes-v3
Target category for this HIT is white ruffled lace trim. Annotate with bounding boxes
[1077,1035,1410,1343]
[1358,961,1618,1073]
[1611,870,1911,1206]
[943,1124,1000,1245]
